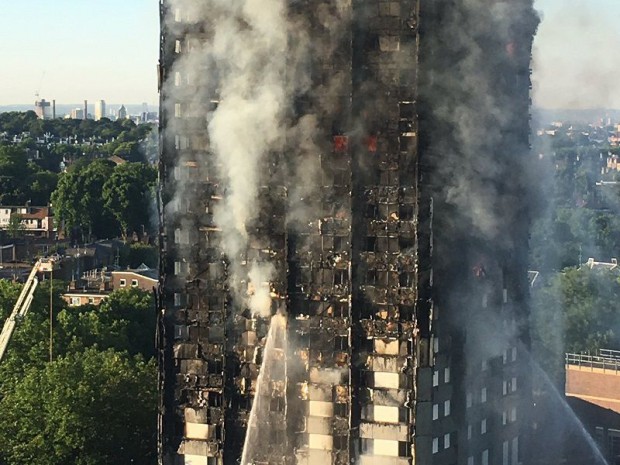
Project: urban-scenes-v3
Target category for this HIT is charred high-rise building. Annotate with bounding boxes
[157,1,539,465]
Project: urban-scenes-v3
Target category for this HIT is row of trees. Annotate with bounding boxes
[0,110,151,142]
[0,284,157,465]
[52,159,157,241]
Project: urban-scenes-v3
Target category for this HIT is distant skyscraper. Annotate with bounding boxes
[34,99,51,120]
[95,100,106,121]
[70,108,84,120]
[117,104,128,120]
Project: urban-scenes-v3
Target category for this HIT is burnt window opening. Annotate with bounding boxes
[207,297,224,311]
[400,136,414,152]
[333,169,348,186]
[366,204,378,218]
[399,236,415,250]
[399,120,415,133]
[388,237,400,254]
[362,33,380,51]
[334,403,348,417]
[335,335,348,351]
[335,269,348,286]
[366,270,378,285]
[399,305,415,320]
[399,272,415,288]
[399,103,415,119]
[270,397,285,412]
[399,441,412,457]
[309,301,323,316]
[380,170,400,186]
[399,204,414,220]
[334,236,346,251]
[208,359,223,374]
[366,236,377,252]
[208,393,223,407]
[334,435,348,450]
[333,301,348,318]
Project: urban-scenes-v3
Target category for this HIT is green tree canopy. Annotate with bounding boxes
[532,266,620,382]
[102,162,157,239]
[0,348,156,465]
[51,159,118,241]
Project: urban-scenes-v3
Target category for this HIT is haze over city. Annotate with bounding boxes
[0,0,619,109]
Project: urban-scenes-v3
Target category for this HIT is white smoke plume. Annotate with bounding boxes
[165,0,290,316]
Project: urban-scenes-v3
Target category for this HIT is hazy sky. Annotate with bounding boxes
[533,0,620,109]
[0,0,619,109]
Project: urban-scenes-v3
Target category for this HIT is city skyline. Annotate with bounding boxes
[0,0,619,109]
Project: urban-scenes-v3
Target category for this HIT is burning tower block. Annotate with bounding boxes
[158,1,539,465]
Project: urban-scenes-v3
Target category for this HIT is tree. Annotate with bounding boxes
[56,288,156,358]
[0,280,21,322]
[52,159,118,241]
[0,349,157,465]
[6,213,25,239]
[102,163,157,239]
[0,146,31,204]
[26,170,58,205]
[121,242,159,269]
[531,267,620,383]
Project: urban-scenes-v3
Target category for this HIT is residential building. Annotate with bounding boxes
[0,205,55,238]
[565,351,620,464]
[63,291,109,307]
[111,264,158,292]
[61,263,158,306]
[158,2,538,465]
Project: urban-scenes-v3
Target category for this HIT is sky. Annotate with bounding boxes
[0,0,619,109]
[533,0,620,109]
[0,0,160,106]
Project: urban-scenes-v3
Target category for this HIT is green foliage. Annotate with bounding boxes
[51,160,118,240]
[0,146,30,204]
[53,159,157,241]
[102,163,157,239]
[121,243,159,269]
[0,145,58,206]
[0,349,157,465]
[6,214,25,239]
[0,112,157,211]
[0,283,157,465]
[0,281,20,322]
[56,288,156,358]
[531,267,620,382]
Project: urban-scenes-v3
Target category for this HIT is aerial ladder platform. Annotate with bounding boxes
[0,259,52,362]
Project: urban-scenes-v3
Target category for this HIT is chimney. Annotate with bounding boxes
[52,100,56,119]
[84,100,88,120]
